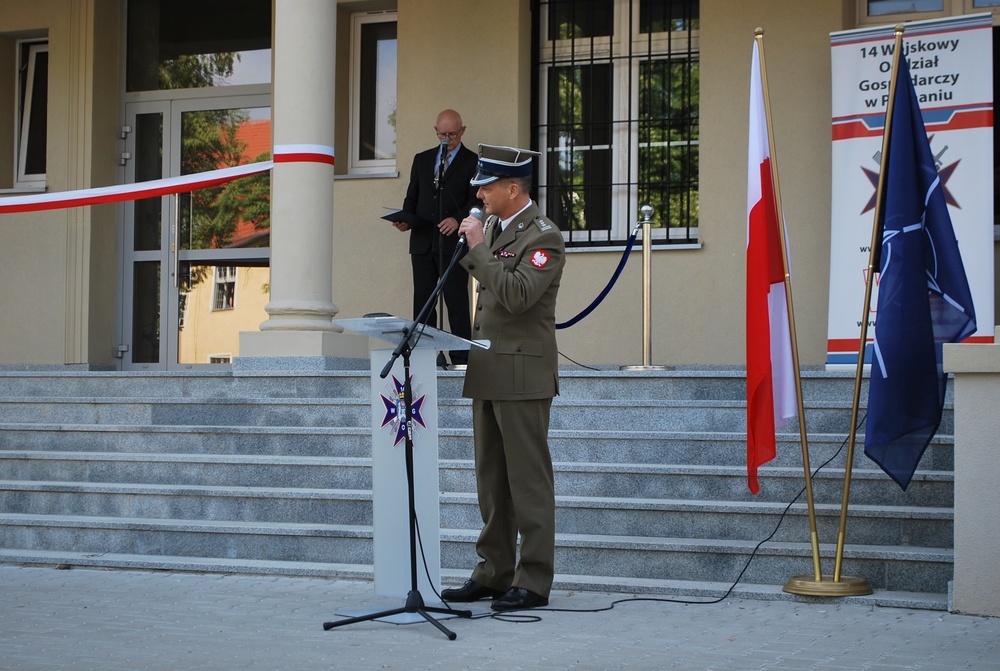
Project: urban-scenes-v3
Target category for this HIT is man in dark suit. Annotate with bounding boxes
[445,145,565,611]
[391,109,479,367]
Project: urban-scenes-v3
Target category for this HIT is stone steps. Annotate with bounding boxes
[0,450,953,507]
[0,397,954,435]
[0,547,948,611]
[0,423,954,470]
[0,370,954,607]
[0,369,875,401]
[0,513,951,594]
[0,478,951,543]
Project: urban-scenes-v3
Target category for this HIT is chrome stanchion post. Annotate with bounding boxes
[622,204,668,371]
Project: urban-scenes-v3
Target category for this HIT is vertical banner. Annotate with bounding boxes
[827,14,994,367]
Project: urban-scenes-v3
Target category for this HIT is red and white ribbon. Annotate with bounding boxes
[0,143,335,215]
[273,143,335,166]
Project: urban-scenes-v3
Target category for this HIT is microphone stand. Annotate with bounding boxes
[324,238,471,640]
[378,232,467,379]
[434,141,449,353]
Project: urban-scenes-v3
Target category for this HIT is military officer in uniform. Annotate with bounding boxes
[444,145,565,611]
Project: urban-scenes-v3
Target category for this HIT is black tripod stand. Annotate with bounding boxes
[323,243,476,639]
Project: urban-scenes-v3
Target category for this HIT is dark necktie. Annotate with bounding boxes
[436,151,450,181]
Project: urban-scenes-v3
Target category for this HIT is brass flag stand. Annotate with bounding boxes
[752,28,870,596]
[821,26,909,596]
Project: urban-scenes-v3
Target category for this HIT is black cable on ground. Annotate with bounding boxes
[471,412,867,621]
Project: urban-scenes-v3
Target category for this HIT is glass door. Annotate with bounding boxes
[119,96,271,370]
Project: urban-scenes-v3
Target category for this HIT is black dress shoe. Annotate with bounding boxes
[490,587,548,611]
[441,579,505,602]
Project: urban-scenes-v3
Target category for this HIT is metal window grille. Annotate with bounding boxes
[533,0,699,247]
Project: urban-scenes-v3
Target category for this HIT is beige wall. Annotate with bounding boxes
[0,1,68,365]
[2,0,996,368]
[0,38,13,188]
[179,266,271,363]
[85,0,120,366]
[0,0,119,367]
[680,0,851,367]
[328,0,533,329]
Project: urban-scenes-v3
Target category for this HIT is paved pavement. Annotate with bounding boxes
[1,565,998,671]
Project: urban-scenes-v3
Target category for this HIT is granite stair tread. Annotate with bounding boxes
[0,370,954,606]
[0,548,949,611]
[0,479,373,499]
[0,512,370,535]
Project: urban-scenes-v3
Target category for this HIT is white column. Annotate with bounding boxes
[238,0,368,368]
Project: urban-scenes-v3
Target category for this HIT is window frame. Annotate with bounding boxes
[855,1,1000,25]
[863,0,947,21]
[348,10,398,175]
[535,0,700,248]
[124,0,272,93]
[212,265,238,311]
[15,39,48,188]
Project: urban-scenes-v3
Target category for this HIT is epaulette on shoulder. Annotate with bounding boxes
[533,217,555,232]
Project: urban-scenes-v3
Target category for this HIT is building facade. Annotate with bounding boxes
[0,0,997,370]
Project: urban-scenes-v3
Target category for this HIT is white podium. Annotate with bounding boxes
[369,343,440,598]
[332,316,487,600]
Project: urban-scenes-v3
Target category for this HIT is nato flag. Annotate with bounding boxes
[864,54,977,490]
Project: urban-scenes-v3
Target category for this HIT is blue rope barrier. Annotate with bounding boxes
[556,231,638,330]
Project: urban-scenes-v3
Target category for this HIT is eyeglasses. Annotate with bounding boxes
[435,129,464,139]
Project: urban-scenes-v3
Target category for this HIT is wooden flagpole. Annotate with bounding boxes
[829,25,908,592]
[752,28,826,591]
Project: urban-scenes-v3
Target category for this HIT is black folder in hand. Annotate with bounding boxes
[381,208,429,228]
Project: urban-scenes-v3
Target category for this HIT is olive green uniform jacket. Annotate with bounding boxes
[458,201,564,597]
[460,202,564,400]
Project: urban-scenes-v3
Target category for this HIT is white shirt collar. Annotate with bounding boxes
[499,201,533,231]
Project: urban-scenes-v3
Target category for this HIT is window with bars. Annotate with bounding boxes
[534,0,699,247]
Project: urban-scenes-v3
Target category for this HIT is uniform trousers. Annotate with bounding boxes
[469,396,555,598]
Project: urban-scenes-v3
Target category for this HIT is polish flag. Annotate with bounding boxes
[746,40,796,494]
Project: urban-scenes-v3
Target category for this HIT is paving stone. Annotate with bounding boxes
[0,566,996,671]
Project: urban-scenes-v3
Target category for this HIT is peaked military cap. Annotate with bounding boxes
[470,144,541,186]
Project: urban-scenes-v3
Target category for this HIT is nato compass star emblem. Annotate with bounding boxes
[379,375,427,445]
[860,136,960,215]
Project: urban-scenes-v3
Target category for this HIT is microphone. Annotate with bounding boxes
[459,207,482,247]
[435,139,449,188]
[439,138,449,166]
